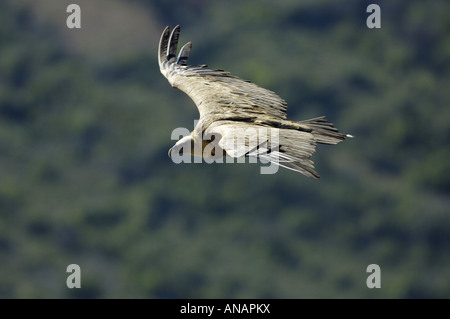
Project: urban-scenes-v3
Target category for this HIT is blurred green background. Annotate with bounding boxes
[0,0,449,298]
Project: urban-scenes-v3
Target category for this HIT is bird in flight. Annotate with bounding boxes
[159,25,351,178]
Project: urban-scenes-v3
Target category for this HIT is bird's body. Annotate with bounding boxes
[159,25,351,178]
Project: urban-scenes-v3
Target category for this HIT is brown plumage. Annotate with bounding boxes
[159,25,351,178]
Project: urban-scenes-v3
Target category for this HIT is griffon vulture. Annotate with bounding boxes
[159,25,351,178]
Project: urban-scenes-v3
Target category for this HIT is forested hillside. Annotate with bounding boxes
[0,0,449,298]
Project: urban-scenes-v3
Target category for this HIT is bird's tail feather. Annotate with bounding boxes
[265,118,351,178]
[298,116,349,145]
[268,130,320,179]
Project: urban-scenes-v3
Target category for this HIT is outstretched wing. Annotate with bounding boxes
[158,25,287,120]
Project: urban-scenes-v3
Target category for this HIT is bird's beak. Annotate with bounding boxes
[168,148,172,158]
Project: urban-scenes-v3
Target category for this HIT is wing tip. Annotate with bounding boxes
[167,25,181,62]
[158,26,171,66]
[160,25,195,68]
[176,41,192,65]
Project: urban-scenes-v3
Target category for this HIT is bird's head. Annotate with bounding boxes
[168,135,195,159]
